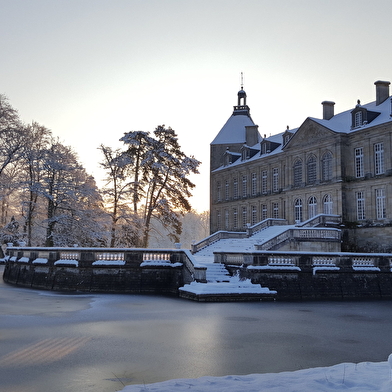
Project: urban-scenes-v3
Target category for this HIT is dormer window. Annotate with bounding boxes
[354,111,362,127]
[241,149,247,160]
[351,101,380,129]
[282,126,292,146]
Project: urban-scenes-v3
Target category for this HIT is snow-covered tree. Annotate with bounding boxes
[120,125,201,247]
[0,95,26,226]
[40,139,106,247]
[98,144,141,247]
[19,122,52,245]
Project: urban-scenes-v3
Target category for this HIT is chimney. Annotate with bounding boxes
[245,125,259,147]
[321,101,335,120]
[374,80,390,105]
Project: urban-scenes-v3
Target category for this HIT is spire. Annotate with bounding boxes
[234,72,250,116]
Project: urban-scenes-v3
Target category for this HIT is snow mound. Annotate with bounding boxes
[121,359,392,392]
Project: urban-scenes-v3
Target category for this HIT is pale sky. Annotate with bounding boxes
[2,0,392,212]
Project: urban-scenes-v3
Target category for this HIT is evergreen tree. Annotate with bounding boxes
[120,125,200,247]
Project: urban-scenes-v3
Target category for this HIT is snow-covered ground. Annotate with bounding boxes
[122,356,392,392]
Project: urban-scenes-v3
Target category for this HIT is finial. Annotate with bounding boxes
[241,72,244,90]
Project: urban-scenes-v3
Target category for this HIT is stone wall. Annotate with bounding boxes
[2,247,203,295]
[223,251,392,301]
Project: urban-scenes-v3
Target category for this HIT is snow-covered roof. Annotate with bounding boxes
[213,94,392,171]
[311,97,392,133]
[211,113,257,145]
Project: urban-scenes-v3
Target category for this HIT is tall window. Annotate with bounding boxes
[355,148,364,178]
[307,155,317,184]
[355,111,362,127]
[251,205,257,225]
[225,180,229,200]
[217,182,221,202]
[294,198,303,222]
[293,159,302,187]
[233,178,238,198]
[308,196,317,219]
[233,208,238,228]
[374,143,384,175]
[261,170,268,194]
[261,204,267,220]
[323,194,333,215]
[242,207,247,228]
[376,189,386,219]
[272,202,279,219]
[251,173,257,196]
[242,175,247,198]
[321,151,333,181]
[224,209,229,230]
[216,210,221,230]
[273,168,279,192]
[356,191,365,220]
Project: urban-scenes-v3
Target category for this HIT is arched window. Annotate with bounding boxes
[321,151,333,181]
[293,159,302,187]
[307,155,317,184]
[294,198,303,222]
[308,196,317,219]
[323,194,333,215]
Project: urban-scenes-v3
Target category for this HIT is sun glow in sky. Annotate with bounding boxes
[2,0,392,212]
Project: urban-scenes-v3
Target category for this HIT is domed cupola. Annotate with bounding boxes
[237,88,247,106]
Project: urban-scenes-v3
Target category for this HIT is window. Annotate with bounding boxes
[321,151,333,181]
[225,180,229,200]
[217,182,221,202]
[356,191,365,220]
[307,155,317,184]
[294,198,303,222]
[233,208,238,228]
[293,159,302,187]
[261,170,268,194]
[354,111,362,127]
[355,148,364,178]
[261,204,267,220]
[216,210,221,230]
[242,207,247,228]
[374,143,384,175]
[242,175,247,198]
[241,149,247,160]
[273,168,279,192]
[272,202,279,219]
[251,205,257,225]
[308,196,317,219]
[233,178,238,198]
[251,173,257,196]
[225,209,229,230]
[323,194,333,215]
[376,189,386,219]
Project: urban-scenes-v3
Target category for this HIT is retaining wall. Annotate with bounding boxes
[2,247,205,295]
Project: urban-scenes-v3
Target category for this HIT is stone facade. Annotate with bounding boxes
[210,81,392,251]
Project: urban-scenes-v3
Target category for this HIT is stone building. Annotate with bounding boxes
[210,80,392,251]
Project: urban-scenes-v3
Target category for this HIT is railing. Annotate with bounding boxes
[4,246,206,283]
[256,227,341,251]
[213,250,392,272]
[191,230,248,254]
[191,216,341,254]
[191,218,288,254]
[296,214,341,228]
[246,218,288,236]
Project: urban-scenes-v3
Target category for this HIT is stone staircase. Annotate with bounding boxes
[178,226,292,301]
[193,225,295,264]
